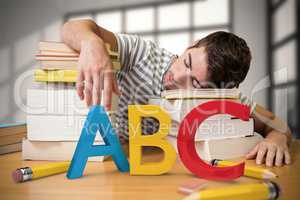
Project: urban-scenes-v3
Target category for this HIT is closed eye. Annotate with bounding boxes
[184,53,204,89]
[184,58,191,70]
[191,77,202,89]
[184,53,193,70]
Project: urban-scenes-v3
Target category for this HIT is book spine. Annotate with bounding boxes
[206,133,263,160]
[0,132,26,146]
[26,115,101,141]
[39,61,120,71]
[0,143,22,155]
[27,89,88,116]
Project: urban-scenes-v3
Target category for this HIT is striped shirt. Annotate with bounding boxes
[114,33,256,139]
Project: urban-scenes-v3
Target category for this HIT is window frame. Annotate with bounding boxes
[64,0,233,45]
[267,0,300,137]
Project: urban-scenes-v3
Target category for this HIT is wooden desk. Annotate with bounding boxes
[0,141,300,200]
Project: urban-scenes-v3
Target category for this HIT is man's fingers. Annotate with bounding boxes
[256,145,267,165]
[76,70,85,100]
[92,72,101,105]
[84,73,93,106]
[275,148,284,167]
[284,150,291,165]
[103,69,113,110]
[246,144,259,159]
[266,146,276,167]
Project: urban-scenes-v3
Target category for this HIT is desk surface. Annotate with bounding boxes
[0,141,300,200]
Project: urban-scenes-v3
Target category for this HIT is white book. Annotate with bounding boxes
[27,114,103,141]
[27,88,88,116]
[148,98,240,122]
[27,88,118,117]
[167,133,263,161]
[169,118,254,140]
[22,139,104,162]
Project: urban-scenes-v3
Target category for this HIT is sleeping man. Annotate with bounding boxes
[61,19,293,167]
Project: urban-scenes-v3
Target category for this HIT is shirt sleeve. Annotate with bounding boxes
[239,93,257,114]
[114,33,148,84]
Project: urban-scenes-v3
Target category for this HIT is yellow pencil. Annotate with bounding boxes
[12,162,70,183]
[211,159,277,179]
[184,181,280,200]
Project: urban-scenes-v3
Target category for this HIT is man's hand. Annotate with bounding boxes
[77,38,119,109]
[246,131,291,167]
[61,19,120,110]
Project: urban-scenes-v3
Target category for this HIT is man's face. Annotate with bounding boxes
[163,46,209,90]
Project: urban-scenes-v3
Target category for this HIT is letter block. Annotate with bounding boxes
[128,105,176,175]
[177,100,249,180]
[67,105,129,179]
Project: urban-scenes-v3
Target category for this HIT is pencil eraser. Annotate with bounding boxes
[12,169,23,183]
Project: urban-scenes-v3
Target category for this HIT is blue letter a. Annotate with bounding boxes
[67,105,129,179]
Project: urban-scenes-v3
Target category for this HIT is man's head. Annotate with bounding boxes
[163,31,252,89]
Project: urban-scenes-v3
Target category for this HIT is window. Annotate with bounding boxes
[158,32,190,55]
[158,2,190,30]
[268,0,299,137]
[273,40,296,84]
[65,0,232,54]
[193,0,229,26]
[96,11,122,33]
[67,14,93,21]
[272,0,296,43]
[272,86,297,132]
[193,28,229,41]
[126,7,154,33]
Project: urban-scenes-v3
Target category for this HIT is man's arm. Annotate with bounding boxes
[61,19,120,108]
[246,104,293,167]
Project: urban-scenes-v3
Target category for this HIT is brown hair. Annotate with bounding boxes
[190,31,251,88]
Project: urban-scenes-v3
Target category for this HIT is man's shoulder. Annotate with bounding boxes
[114,33,174,58]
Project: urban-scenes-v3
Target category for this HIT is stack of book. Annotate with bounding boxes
[23,41,120,161]
[149,89,263,161]
[35,41,120,82]
[0,123,26,155]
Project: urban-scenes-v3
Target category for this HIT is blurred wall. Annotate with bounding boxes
[0,0,267,122]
